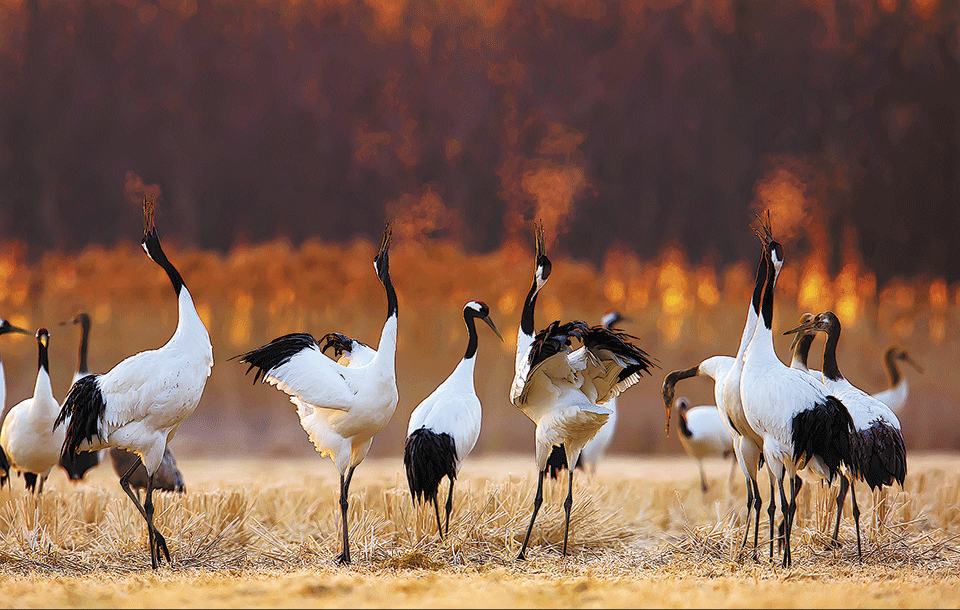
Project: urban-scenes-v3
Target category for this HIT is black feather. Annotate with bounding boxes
[791,395,855,482]
[59,449,100,481]
[24,472,38,494]
[231,332,319,384]
[851,421,907,490]
[56,374,107,458]
[404,427,457,504]
[527,321,589,369]
[0,444,8,488]
[583,325,658,378]
[545,443,585,479]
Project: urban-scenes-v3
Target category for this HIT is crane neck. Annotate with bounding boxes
[790,333,815,371]
[519,277,542,338]
[463,309,480,360]
[77,318,90,376]
[884,348,902,386]
[736,251,767,359]
[821,325,843,382]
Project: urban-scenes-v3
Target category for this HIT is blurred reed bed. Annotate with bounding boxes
[0,236,954,459]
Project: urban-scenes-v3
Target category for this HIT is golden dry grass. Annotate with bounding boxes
[0,453,958,608]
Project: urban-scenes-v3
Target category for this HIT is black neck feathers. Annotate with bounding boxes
[793,333,815,369]
[821,324,843,382]
[884,348,902,386]
[142,228,184,297]
[520,280,540,337]
[37,329,49,373]
[760,249,775,329]
[751,248,768,316]
[463,309,480,361]
[384,269,398,320]
[77,314,90,375]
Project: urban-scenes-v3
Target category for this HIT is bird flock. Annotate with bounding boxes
[0,201,921,570]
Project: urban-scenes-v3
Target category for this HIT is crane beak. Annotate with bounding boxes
[378,222,393,255]
[902,353,924,374]
[482,315,504,342]
[661,376,678,438]
[535,220,545,258]
[1,323,32,336]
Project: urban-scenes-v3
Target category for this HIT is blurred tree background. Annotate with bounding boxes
[0,0,957,283]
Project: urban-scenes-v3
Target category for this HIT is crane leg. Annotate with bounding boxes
[444,478,454,538]
[517,469,545,560]
[119,454,166,568]
[698,462,708,494]
[740,475,754,551]
[850,481,862,561]
[751,477,762,557]
[432,495,443,540]
[336,466,356,565]
[832,476,849,549]
[777,468,791,568]
[562,467,574,557]
[144,473,170,568]
[768,475,778,560]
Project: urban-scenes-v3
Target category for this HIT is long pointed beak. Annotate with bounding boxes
[535,220,545,258]
[482,315,504,342]
[903,354,924,374]
[783,320,814,351]
[1,324,32,336]
[379,222,393,255]
[661,378,675,438]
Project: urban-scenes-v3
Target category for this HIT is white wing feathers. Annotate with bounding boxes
[262,345,359,412]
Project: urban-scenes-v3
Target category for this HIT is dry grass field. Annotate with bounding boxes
[0,453,958,608]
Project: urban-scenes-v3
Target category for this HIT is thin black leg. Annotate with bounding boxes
[768,475,778,560]
[833,476,849,549]
[777,468,791,568]
[336,466,356,565]
[751,477,761,558]
[432,495,443,540]
[562,467,574,557]
[119,455,148,521]
[850,480,862,561]
[517,469,545,560]
[444,478,454,537]
[144,473,170,569]
[740,474,754,551]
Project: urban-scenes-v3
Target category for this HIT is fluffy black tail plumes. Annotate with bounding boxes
[404,428,457,505]
[791,395,855,482]
[56,374,107,458]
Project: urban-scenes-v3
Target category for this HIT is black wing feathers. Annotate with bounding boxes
[404,428,458,504]
[231,332,319,384]
[56,374,107,458]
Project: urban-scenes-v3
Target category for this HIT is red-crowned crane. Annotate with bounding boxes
[672,397,736,493]
[511,222,655,559]
[784,310,907,559]
[661,236,771,557]
[0,329,64,494]
[57,312,186,490]
[871,346,922,415]
[233,223,398,565]
[404,301,502,538]
[740,220,855,567]
[543,310,629,478]
[0,317,32,488]
[56,199,214,569]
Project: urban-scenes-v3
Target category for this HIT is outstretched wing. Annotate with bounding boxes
[581,325,658,404]
[511,321,592,405]
[232,332,358,411]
